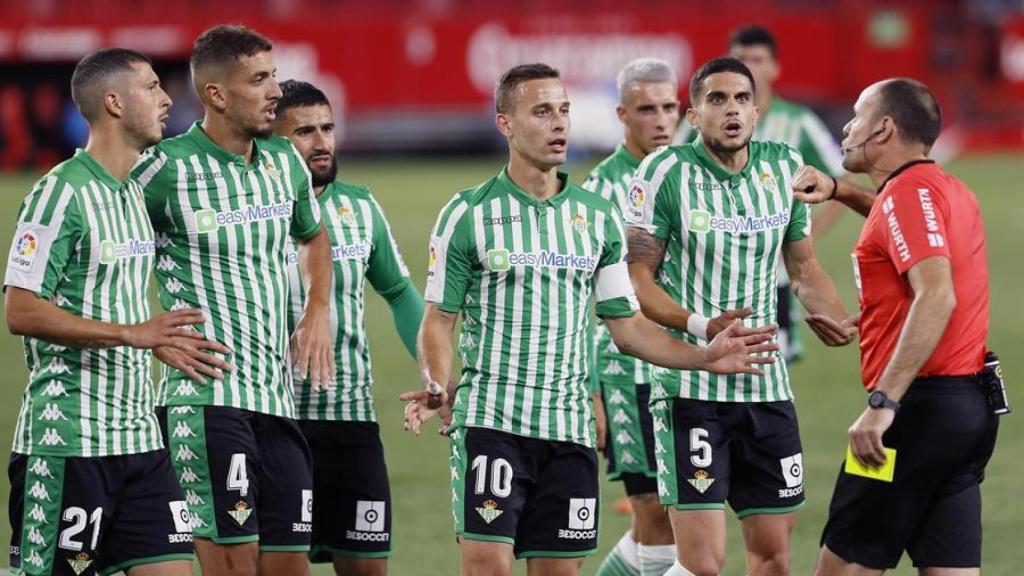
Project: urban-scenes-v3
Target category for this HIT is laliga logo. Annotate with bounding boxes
[628,183,645,208]
[16,232,37,256]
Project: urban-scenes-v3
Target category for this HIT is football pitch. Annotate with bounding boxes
[0,153,1020,575]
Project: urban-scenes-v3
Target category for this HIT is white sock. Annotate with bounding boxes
[615,530,640,570]
[662,559,698,576]
[638,543,676,576]
[595,530,640,576]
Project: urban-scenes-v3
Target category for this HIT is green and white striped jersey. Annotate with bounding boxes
[627,139,810,403]
[426,168,639,447]
[285,180,411,421]
[581,143,653,385]
[4,149,161,457]
[133,122,322,418]
[676,96,844,177]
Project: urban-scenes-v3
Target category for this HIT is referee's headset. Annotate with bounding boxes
[842,126,886,154]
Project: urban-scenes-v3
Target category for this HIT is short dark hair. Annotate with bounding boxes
[729,25,778,58]
[191,25,273,94]
[277,80,330,117]
[71,48,151,121]
[688,57,756,104]
[494,63,560,113]
[875,78,942,147]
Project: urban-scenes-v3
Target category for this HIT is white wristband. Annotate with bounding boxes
[687,313,710,340]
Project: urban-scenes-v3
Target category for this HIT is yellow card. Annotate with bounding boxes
[844,445,897,482]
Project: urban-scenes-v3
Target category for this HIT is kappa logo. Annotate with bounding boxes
[179,467,200,484]
[654,437,668,455]
[603,360,626,376]
[620,451,639,465]
[461,332,478,349]
[28,504,49,524]
[26,549,46,569]
[568,498,596,530]
[28,481,52,501]
[170,299,190,312]
[608,389,628,405]
[611,410,632,425]
[46,358,71,375]
[29,459,54,478]
[175,382,199,396]
[658,478,670,498]
[169,406,196,415]
[155,232,173,248]
[54,293,71,307]
[355,500,385,532]
[658,269,675,287]
[172,421,196,438]
[164,277,186,294]
[27,527,45,546]
[39,428,67,446]
[615,430,634,445]
[39,403,68,421]
[175,444,198,461]
[156,255,181,272]
[184,489,205,507]
[46,343,67,352]
[41,381,68,397]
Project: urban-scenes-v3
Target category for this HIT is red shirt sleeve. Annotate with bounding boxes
[879,181,951,274]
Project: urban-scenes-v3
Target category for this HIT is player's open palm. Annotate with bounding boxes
[398,389,445,436]
[292,310,336,391]
[806,312,859,346]
[703,320,778,375]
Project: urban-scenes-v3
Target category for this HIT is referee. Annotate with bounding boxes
[794,78,999,574]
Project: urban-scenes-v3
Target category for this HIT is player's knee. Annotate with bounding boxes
[749,547,791,576]
[678,554,725,576]
[632,498,673,545]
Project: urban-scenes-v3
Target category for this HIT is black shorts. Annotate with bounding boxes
[821,377,999,570]
[158,405,313,551]
[450,427,599,559]
[299,420,391,562]
[8,449,193,576]
[651,398,805,517]
[601,382,658,497]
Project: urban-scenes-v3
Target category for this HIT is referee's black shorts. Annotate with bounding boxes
[821,376,999,570]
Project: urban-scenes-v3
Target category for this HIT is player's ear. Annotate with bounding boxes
[204,82,228,113]
[496,113,513,138]
[103,91,124,120]
[686,106,698,128]
[616,105,627,124]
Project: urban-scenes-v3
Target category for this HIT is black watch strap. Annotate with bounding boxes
[868,390,900,413]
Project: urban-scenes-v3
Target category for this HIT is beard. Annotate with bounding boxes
[310,155,338,188]
[704,133,751,156]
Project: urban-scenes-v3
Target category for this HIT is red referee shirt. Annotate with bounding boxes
[853,160,989,390]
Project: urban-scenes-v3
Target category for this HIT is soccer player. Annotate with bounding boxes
[794,79,998,576]
[584,58,763,576]
[402,63,778,576]
[626,57,853,576]
[132,26,335,576]
[676,25,851,363]
[5,48,231,576]
[274,79,424,576]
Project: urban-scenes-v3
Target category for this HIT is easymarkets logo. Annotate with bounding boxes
[689,209,790,234]
[486,248,598,272]
[194,202,293,233]
[99,238,156,265]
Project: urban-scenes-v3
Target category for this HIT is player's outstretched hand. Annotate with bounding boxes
[792,165,835,204]
[702,320,778,375]
[154,336,234,384]
[125,308,209,349]
[292,308,337,392]
[806,313,859,347]
[706,307,778,340]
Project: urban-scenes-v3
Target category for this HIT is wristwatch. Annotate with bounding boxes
[867,390,900,413]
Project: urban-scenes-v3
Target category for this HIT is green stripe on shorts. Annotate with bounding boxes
[18,455,65,575]
[165,406,218,540]
[649,400,679,507]
[601,381,653,478]
[449,427,468,535]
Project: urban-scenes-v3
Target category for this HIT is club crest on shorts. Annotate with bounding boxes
[228,500,253,526]
[475,499,503,524]
[688,469,715,494]
[67,552,93,575]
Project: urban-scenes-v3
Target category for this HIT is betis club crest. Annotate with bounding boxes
[67,552,93,575]
[687,470,715,494]
[228,500,253,526]
[475,499,503,524]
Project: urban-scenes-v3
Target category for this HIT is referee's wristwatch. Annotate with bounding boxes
[867,390,900,413]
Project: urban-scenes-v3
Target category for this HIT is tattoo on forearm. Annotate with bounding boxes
[627,228,667,265]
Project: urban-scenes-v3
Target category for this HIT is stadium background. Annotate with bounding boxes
[0,0,1022,573]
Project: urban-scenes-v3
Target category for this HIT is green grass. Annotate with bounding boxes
[0,154,1021,575]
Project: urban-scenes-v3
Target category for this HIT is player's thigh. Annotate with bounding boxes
[193,538,258,576]
[729,401,806,519]
[300,420,392,563]
[739,511,797,562]
[332,556,387,576]
[526,556,586,576]
[125,559,193,576]
[253,413,313,552]
[650,398,730,512]
[164,405,260,546]
[459,538,514,576]
[513,440,599,560]
[449,427,530,547]
[628,491,673,546]
[100,449,195,575]
[666,508,727,573]
[257,550,309,576]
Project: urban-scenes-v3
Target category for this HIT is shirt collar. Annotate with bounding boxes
[691,137,755,184]
[186,121,263,168]
[73,149,124,191]
[614,142,642,169]
[878,159,936,193]
[496,166,573,207]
